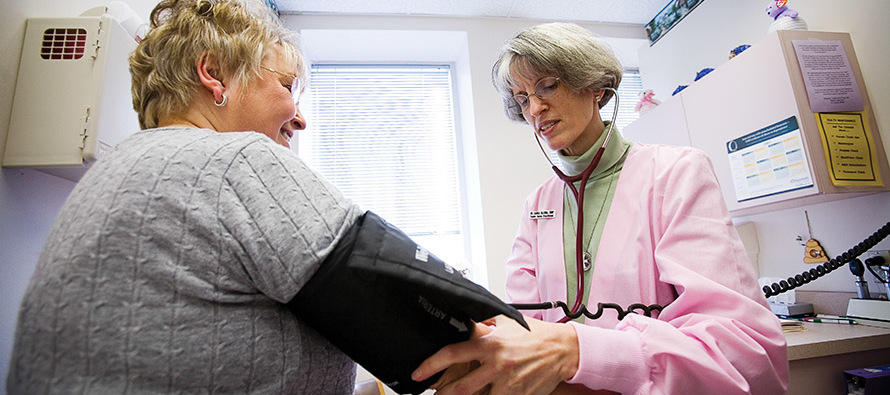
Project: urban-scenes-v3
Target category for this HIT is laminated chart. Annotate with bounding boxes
[726,116,814,202]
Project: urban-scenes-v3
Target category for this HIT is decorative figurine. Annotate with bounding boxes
[672,85,688,96]
[766,0,798,20]
[694,68,714,81]
[729,44,751,59]
[765,0,808,34]
[803,238,829,263]
[634,89,661,115]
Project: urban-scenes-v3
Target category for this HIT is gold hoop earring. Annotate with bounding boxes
[214,94,227,107]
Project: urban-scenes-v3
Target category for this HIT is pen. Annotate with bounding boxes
[815,314,851,320]
[799,317,857,324]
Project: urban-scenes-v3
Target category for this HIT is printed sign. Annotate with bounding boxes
[815,111,882,186]
[726,116,814,202]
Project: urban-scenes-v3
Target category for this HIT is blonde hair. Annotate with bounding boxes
[130,0,305,129]
[492,22,623,123]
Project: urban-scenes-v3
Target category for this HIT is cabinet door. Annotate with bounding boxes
[623,95,691,147]
[681,32,821,213]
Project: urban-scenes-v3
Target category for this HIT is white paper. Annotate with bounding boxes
[792,40,863,113]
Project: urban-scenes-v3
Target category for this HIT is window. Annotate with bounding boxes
[600,68,643,130]
[299,64,468,273]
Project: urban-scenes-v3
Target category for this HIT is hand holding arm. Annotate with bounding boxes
[413,315,580,395]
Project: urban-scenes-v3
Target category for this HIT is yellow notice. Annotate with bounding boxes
[815,111,882,186]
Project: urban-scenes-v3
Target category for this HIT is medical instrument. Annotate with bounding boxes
[508,88,665,322]
[292,211,527,395]
[864,255,890,299]
[850,258,871,299]
[761,221,890,298]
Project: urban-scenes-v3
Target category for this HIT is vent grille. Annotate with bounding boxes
[41,28,87,60]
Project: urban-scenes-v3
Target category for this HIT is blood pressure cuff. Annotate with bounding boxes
[288,211,527,395]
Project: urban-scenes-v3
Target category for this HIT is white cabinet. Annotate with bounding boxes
[625,31,890,216]
[2,13,138,182]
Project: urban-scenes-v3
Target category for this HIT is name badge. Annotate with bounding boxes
[529,210,556,219]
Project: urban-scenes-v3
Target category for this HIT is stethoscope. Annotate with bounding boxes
[510,88,665,322]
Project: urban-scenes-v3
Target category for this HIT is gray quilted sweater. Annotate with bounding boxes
[7,127,362,394]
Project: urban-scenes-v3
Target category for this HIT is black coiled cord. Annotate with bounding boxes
[510,301,665,320]
[762,221,890,298]
[509,221,890,320]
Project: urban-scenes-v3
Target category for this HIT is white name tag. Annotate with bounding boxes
[529,210,556,219]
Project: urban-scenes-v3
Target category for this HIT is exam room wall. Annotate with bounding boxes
[636,0,890,293]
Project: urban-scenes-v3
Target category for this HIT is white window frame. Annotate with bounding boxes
[296,29,488,286]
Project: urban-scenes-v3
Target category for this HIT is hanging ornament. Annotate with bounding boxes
[804,239,829,263]
[802,211,828,263]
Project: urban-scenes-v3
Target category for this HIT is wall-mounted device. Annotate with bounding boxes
[762,223,890,327]
[2,7,139,181]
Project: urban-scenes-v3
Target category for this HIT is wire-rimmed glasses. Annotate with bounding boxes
[260,65,303,104]
[508,76,560,115]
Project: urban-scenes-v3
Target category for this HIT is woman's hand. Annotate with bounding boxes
[551,383,619,395]
[412,315,581,395]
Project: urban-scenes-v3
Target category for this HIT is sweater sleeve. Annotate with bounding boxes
[219,139,363,303]
[566,148,789,395]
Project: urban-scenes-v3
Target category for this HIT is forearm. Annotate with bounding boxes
[552,383,617,395]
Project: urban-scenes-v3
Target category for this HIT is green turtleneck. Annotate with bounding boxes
[558,122,632,322]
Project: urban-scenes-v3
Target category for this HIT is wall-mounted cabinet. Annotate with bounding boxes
[2,12,138,182]
[625,30,890,216]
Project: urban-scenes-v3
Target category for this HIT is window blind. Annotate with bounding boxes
[600,69,643,130]
[302,64,462,237]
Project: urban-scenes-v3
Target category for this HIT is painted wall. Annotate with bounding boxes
[637,0,890,294]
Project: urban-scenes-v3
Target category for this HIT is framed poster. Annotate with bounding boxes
[646,0,704,45]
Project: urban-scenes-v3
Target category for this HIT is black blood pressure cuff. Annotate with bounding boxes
[288,211,527,395]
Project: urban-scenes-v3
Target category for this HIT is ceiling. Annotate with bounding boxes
[275,0,669,26]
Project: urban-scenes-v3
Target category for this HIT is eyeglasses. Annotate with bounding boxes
[260,65,303,104]
[509,76,560,115]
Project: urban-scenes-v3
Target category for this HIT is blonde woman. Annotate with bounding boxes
[8,0,363,393]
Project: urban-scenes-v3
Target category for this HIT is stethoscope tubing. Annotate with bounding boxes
[525,87,620,323]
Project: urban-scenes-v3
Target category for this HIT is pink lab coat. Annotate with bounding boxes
[505,143,789,394]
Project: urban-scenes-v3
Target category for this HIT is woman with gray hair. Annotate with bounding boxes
[7,0,365,393]
[413,22,788,395]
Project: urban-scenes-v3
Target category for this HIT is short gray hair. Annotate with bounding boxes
[492,22,623,123]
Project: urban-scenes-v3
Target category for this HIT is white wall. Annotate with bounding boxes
[638,0,890,294]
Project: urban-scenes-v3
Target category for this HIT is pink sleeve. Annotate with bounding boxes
[566,149,789,395]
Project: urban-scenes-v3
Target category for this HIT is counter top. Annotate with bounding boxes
[784,321,890,360]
